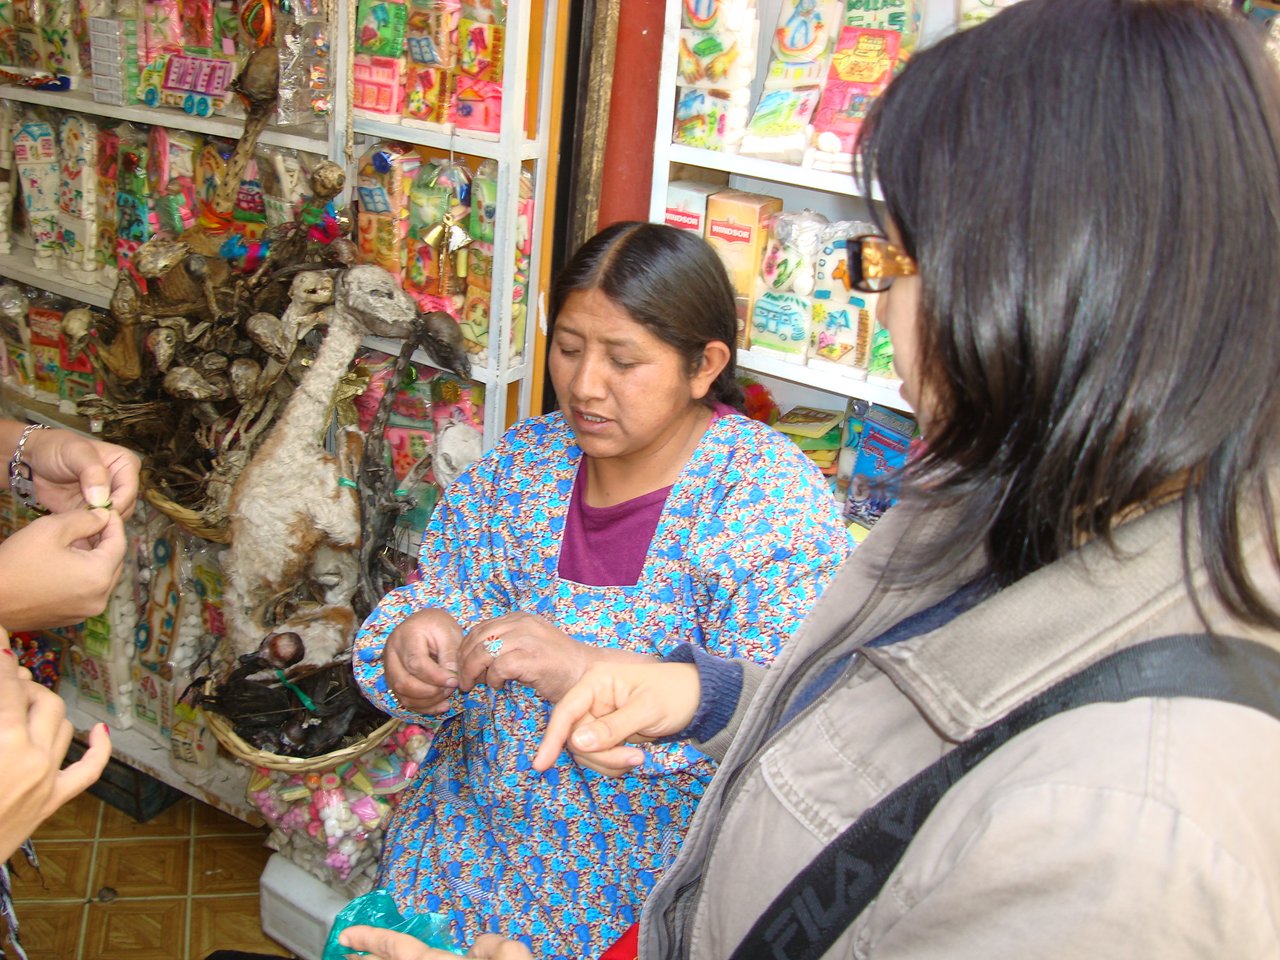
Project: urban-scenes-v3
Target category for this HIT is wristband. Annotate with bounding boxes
[8,422,48,514]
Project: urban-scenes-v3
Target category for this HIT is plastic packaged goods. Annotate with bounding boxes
[957,0,1025,29]
[749,209,828,363]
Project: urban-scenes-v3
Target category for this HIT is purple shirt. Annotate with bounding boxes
[558,404,734,586]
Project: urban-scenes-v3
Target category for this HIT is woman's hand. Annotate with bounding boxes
[458,612,653,703]
[0,509,126,630]
[533,661,701,776]
[0,643,112,862]
[21,427,141,518]
[382,608,465,714]
[339,927,533,960]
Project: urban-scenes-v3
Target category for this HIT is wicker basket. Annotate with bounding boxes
[205,706,401,773]
[142,484,231,543]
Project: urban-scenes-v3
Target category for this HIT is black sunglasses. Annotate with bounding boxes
[846,234,917,293]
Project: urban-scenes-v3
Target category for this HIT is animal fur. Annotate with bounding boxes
[223,265,420,667]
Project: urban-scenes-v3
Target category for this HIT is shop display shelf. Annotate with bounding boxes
[60,683,264,826]
[0,86,330,155]
[664,143,883,202]
[739,346,906,412]
[352,116,542,162]
[0,246,113,309]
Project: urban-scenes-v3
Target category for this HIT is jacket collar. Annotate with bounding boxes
[861,498,1202,739]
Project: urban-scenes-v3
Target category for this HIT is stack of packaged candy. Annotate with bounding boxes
[0,0,333,126]
[247,723,435,896]
[664,178,899,385]
[352,346,486,546]
[351,0,506,139]
[356,141,533,368]
[671,0,923,173]
[0,98,326,288]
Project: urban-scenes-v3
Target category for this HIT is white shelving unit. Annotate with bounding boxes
[0,3,559,829]
[344,0,558,441]
[0,85,336,158]
[0,241,112,309]
[648,0,959,415]
[61,682,264,825]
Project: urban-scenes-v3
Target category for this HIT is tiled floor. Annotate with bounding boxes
[4,791,297,960]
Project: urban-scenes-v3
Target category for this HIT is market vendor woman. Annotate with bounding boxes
[353,221,852,959]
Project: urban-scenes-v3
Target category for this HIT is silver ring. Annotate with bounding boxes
[387,686,402,707]
[483,636,504,658]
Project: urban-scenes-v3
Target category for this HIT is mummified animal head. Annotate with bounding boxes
[336,265,418,339]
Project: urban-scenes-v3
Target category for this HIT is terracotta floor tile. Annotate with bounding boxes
[3,900,85,959]
[99,796,194,839]
[92,838,191,898]
[10,841,94,901]
[83,897,187,960]
[32,789,100,841]
[193,802,267,837]
[190,895,292,959]
[192,836,273,895]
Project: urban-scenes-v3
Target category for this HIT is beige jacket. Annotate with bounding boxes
[641,496,1280,959]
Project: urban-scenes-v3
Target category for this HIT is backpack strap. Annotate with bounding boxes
[728,634,1280,960]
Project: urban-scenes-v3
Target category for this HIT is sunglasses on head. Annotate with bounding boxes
[846,234,918,293]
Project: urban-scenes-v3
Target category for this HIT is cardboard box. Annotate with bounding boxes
[665,180,721,234]
[704,189,783,348]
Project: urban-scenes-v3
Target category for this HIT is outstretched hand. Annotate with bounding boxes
[339,927,533,960]
[532,661,701,777]
[0,642,111,862]
[458,612,657,704]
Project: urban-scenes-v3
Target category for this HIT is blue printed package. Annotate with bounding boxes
[844,404,916,528]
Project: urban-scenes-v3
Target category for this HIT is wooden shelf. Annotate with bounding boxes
[0,245,113,308]
[0,86,329,155]
[61,684,264,826]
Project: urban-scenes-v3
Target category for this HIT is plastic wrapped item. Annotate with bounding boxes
[0,282,32,387]
[12,115,61,269]
[750,209,827,362]
[148,125,202,234]
[322,889,461,959]
[249,724,435,895]
[277,15,333,125]
[672,85,750,151]
[806,25,902,172]
[405,0,458,67]
[958,0,1024,29]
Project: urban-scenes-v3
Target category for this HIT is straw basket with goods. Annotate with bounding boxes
[199,657,397,773]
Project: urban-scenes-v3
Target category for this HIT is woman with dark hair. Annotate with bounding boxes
[522,1,1280,960]
[352,221,852,959]
[503,2,1277,957]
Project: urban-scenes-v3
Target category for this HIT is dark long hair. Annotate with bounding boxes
[859,0,1280,627]
[549,221,744,410]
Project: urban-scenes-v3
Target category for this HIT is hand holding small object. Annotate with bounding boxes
[6,423,141,517]
[382,608,465,714]
[0,508,126,630]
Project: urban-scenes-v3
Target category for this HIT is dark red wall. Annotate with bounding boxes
[596,0,665,227]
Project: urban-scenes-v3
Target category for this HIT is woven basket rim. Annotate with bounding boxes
[203,680,401,772]
[142,485,231,543]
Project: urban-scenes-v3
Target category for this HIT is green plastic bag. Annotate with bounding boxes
[323,889,463,958]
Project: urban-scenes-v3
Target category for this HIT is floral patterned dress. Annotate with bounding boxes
[353,411,852,959]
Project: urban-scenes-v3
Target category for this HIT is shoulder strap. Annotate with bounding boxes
[728,634,1280,960]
